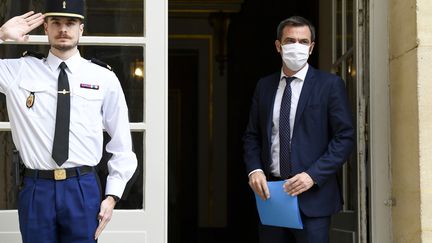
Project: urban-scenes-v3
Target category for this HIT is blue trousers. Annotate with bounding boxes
[18,170,101,243]
[259,212,331,243]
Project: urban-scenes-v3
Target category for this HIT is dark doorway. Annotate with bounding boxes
[168,49,199,243]
[226,0,319,242]
[168,1,320,242]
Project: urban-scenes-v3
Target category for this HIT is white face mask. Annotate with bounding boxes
[281,43,311,71]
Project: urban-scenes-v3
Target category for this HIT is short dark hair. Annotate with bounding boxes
[276,16,315,42]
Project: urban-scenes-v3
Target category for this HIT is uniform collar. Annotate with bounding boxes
[280,63,309,81]
[47,50,81,73]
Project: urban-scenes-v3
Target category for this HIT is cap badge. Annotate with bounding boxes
[45,0,84,19]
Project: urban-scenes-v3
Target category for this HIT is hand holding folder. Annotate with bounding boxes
[254,181,303,229]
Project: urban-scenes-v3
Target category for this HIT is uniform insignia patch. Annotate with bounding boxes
[80,83,100,90]
[26,92,35,108]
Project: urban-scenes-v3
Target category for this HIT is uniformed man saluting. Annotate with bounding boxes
[0,1,137,242]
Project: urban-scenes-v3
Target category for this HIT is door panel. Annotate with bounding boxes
[0,0,168,242]
[328,0,367,242]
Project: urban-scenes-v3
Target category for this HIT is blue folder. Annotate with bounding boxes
[255,181,303,229]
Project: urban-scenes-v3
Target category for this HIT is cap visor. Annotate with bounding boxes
[44,12,84,19]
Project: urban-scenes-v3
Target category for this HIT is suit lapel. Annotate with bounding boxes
[293,66,317,132]
[265,73,280,142]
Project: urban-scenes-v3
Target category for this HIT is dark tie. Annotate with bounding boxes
[279,76,295,178]
[52,62,70,166]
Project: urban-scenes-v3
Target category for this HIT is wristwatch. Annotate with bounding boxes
[106,194,120,203]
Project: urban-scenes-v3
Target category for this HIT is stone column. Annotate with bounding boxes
[390,0,432,242]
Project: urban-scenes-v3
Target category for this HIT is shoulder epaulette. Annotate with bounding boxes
[90,58,113,71]
[22,50,45,59]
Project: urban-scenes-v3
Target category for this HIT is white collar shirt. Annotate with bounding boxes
[0,50,137,197]
[269,64,309,177]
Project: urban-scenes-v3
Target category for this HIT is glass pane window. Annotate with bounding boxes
[0,45,144,123]
[81,46,144,122]
[332,0,357,212]
[86,0,144,36]
[0,45,145,209]
[0,0,143,36]
[346,0,354,50]
[0,0,146,212]
[0,94,7,122]
[98,132,144,209]
[0,131,18,210]
[336,0,343,59]
[0,131,144,210]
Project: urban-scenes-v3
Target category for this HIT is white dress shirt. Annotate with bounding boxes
[248,64,309,178]
[269,64,308,176]
[0,51,137,197]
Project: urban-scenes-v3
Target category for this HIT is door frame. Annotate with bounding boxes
[368,0,392,242]
[0,0,168,242]
[327,0,367,241]
[321,0,392,242]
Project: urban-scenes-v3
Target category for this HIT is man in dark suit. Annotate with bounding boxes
[243,16,354,243]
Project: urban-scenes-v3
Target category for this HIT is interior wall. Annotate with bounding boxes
[318,0,333,72]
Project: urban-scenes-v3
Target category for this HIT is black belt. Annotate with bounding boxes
[267,174,292,181]
[267,174,282,181]
[24,166,94,181]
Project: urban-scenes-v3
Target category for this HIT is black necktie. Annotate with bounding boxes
[279,76,295,178]
[52,62,70,166]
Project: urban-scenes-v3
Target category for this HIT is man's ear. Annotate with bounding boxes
[275,40,282,53]
[79,23,84,37]
[44,22,48,35]
[309,42,315,55]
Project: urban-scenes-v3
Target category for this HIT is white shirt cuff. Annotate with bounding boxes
[248,169,264,177]
[105,176,128,198]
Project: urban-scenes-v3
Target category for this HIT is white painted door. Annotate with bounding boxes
[0,0,167,242]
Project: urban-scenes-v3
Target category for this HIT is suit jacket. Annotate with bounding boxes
[243,66,355,217]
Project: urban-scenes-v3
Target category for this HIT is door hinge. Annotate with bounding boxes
[358,9,364,26]
[384,198,396,207]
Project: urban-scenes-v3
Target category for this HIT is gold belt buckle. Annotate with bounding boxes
[54,169,67,180]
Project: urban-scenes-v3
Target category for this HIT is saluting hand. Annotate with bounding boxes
[94,196,117,240]
[248,170,270,201]
[0,11,44,42]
